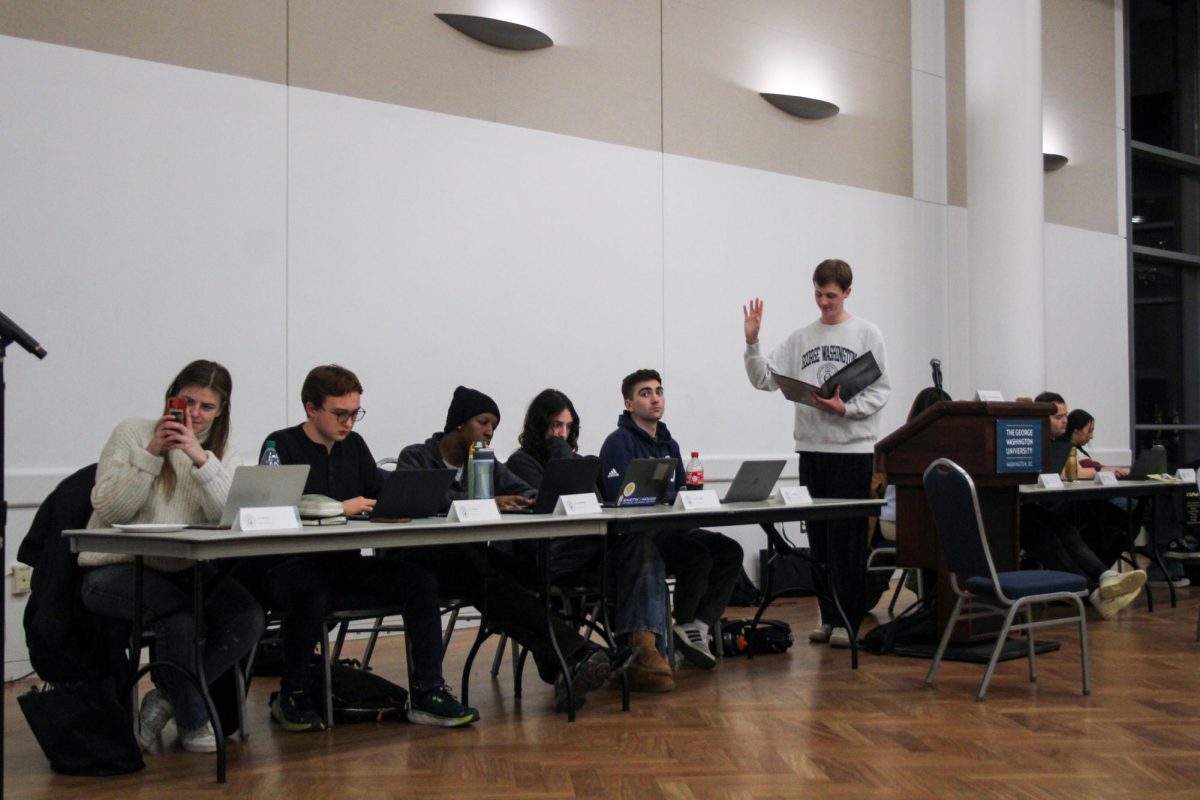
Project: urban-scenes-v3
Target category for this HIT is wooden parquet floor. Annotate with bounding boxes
[6,585,1200,799]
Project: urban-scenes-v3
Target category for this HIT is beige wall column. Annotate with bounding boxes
[964,0,1044,396]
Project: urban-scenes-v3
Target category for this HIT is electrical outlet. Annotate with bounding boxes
[12,565,32,595]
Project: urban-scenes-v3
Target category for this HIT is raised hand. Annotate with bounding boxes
[743,298,764,344]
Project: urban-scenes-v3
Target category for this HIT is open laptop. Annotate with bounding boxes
[510,456,602,514]
[1123,446,1168,480]
[1046,439,1073,475]
[603,457,678,507]
[722,459,787,503]
[371,468,457,520]
[191,465,310,529]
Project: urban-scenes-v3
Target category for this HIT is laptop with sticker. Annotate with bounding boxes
[604,457,678,507]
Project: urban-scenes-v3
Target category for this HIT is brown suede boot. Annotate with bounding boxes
[625,631,675,693]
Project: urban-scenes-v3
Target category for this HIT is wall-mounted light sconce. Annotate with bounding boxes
[1043,153,1069,171]
[759,92,840,120]
[435,13,553,50]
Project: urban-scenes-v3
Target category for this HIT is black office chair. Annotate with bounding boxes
[922,458,1091,700]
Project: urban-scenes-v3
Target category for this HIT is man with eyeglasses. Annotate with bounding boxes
[255,365,478,732]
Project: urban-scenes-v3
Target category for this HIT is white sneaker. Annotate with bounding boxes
[808,624,833,643]
[180,722,218,753]
[828,627,852,648]
[672,621,716,669]
[136,688,174,752]
[1098,569,1147,600]
[1089,587,1139,621]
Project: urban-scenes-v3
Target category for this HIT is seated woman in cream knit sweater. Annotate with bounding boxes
[78,360,263,754]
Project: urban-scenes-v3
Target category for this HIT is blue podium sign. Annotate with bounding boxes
[996,419,1042,473]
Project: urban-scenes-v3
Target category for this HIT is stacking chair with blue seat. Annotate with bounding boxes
[922,458,1091,700]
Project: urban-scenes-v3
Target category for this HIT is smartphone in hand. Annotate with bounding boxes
[168,397,187,426]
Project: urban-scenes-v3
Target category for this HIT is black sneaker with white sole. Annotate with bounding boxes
[408,685,479,727]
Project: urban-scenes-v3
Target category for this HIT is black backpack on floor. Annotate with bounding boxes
[718,619,794,656]
[310,660,409,723]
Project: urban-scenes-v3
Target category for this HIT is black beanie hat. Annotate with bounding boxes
[444,386,501,433]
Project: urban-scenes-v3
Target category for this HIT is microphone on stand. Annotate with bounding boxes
[0,310,47,359]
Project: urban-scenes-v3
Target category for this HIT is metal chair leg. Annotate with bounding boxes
[1075,595,1091,696]
[1025,605,1037,683]
[318,631,334,728]
[926,596,963,687]
[886,571,906,616]
[362,616,385,668]
[978,606,1020,701]
[490,633,509,679]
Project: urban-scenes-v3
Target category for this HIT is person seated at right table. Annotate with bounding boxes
[1021,393,1146,619]
[395,385,624,712]
[1063,409,1129,480]
[507,388,674,693]
[80,360,263,754]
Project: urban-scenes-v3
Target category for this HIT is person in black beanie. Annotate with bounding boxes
[400,385,533,510]
[393,386,629,712]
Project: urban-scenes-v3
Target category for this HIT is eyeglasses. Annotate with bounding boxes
[323,407,366,424]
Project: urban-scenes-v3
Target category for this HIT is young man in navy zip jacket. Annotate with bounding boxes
[597,369,744,670]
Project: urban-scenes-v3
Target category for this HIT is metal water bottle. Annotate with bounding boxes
[468,441,495,500]
[1065,447,1079,481]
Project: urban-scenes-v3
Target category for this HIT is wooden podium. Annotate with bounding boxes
[874,401,1054,637]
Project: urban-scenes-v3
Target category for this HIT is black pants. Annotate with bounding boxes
[799,451,873,633]
[255,552,445,694]
[1021,504,1107,588]
[653,529,744,629]
[399,543,588,685]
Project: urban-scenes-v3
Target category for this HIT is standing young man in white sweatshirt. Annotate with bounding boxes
[742,259,891,648]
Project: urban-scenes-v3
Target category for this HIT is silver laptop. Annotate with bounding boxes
[191,465,310,529]
[722,459,787,503]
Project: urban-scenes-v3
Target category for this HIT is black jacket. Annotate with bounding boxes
[505,437,577,490]
[19,464,130,683]
[597,413,686,503]
[397,434,535,500]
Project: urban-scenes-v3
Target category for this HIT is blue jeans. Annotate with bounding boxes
[548,533,670,656]
[81,563,264,730]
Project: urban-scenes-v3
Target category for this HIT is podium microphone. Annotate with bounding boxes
[930,358,943,391]
[0,310,47,359]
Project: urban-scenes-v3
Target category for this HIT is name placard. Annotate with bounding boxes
[446,499,501,523]
[554,493,603,516]
[673,489,721,510]
[779,485,813,506]
[1176,468,1197,485]
[235,506,301,532]
[1037,473,1064,489]
[1094,471,1120,486]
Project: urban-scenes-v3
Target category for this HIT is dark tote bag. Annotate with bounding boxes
[18,678,145,776]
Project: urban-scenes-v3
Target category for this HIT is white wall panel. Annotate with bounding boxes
[661,154,932,460]
[285,88,663,459]
[0,35,289,472]
[1043,221,1130,463]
